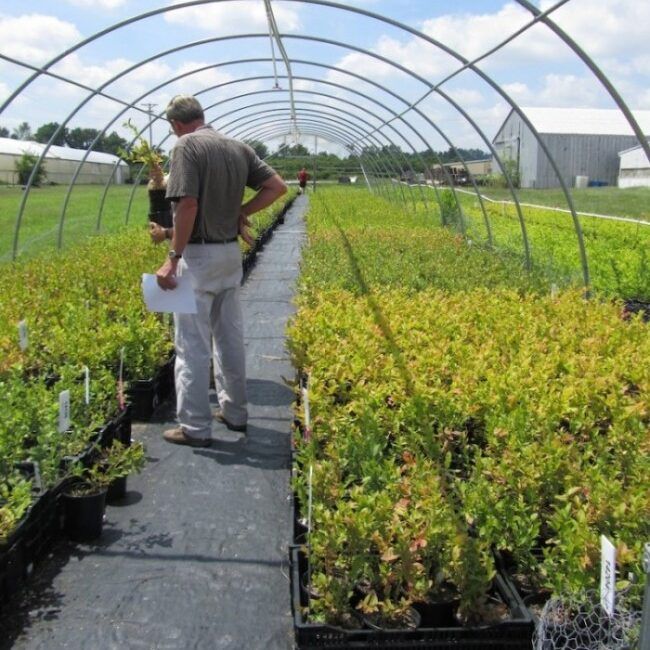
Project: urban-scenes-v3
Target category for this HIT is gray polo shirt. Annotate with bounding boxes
[165,125,276,241]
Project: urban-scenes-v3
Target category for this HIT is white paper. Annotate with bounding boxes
[141,273,197,314]
[600,535,616,616]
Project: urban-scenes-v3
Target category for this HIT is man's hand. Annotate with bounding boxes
[156,258,178,290]
[149,222,167,244]
[238,211,255,247]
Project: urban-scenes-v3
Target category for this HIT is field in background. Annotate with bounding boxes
[0,184,149,261]
[475,185,650,221]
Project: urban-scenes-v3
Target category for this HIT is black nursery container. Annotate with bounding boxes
[62,489,107,542]
[148,188,172,228]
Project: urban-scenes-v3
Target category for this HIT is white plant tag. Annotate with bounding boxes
[84,366,90,405]
[59,389,71,433]
[18,320,28,350]
[551,283,559,298]
[600,535,616,616]
[117,347,126,410]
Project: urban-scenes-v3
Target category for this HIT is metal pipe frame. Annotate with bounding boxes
[2,0,646,287]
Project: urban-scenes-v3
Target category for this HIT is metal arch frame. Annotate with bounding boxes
[8,29,516,258]
[83,62,452,230]
[9,28,521,256]
[218,107,413,205]
[223,114,406,202]
[280,34,536,267]
[515,0,650,165]
[1,2,571,252]
[14,39,428,254]
[2,1,645,284]
[220,112,411,205]
[209,93,434,209]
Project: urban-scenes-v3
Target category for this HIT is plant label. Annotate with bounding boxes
[59,389,71,433]
[600,535,616,616]
[84,366,90,405]
[117,347,126,410]
[551,283,559,298]
[18,320,28,350]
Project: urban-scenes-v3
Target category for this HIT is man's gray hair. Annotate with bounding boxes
[166,95,204,123]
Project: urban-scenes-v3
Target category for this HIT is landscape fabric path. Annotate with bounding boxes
[1,194,308,650]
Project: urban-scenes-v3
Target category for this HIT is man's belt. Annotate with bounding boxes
[188,236,238,244]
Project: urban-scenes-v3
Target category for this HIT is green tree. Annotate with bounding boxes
[34,122,68,146]
[67,127,100,150]
[12,122,32,141]
[14,152,47,186]
[0,126,9,138]
[98,131,129,156]
[245,139,269,159]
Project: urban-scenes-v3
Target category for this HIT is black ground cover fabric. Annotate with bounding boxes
[0,195,308,650]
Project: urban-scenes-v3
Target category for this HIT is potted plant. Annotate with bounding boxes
[120,119,172,228]
[61,439,145,541]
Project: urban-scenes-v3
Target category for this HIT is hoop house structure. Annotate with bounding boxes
[1,2,649,648]
[0,0,648,290]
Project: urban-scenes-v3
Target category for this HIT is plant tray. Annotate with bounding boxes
[290,548,534,650]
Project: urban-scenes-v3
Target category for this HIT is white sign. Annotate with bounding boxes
[18,320,28,350]
[58,390,71,433]
[84,366,90,405]
[600,535,616,616]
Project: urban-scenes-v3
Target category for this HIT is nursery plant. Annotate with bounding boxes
[289,186,650,630]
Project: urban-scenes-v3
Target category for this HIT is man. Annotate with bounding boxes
[297,167,309,193]
[155,95,287,447]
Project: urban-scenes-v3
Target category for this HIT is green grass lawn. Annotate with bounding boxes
[0,184,149,262]
[476,186,650,221]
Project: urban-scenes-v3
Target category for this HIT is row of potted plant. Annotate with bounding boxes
[287,187,649,639]
[0,187,296,560]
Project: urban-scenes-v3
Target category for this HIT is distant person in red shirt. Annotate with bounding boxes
[297,167,309,193]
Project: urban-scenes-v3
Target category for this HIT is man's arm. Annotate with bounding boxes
[239,174,287,246]
[241,174,287,218]
[155,196,197,290]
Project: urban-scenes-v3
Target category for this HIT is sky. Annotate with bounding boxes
[0,0,648,156]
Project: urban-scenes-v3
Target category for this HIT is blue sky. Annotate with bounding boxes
[1,1,648,156]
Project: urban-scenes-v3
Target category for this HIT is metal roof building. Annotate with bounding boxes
[618,142,650,188]
[0,137,128,185]
[492,107,650,189]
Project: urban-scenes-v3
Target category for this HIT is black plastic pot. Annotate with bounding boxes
[413,598,460,628]
[148,189,172,228]
[62,489,107,542]
[106,476,127,503]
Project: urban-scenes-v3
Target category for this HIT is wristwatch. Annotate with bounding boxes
[168,249,182,260]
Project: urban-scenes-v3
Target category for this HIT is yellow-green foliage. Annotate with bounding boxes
[289,187,650,625]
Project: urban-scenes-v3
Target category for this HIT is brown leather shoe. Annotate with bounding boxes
[163,427,211,447]
[213,410,247,433]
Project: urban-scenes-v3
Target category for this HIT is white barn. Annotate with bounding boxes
[0,137,128,185]
[492,107,650,189]
[618,144,650,188]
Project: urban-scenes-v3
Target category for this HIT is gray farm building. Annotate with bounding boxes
[0,137,128,185]
[492,107,650,189]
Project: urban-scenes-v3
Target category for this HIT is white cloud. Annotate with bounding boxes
[64,0,127,8]
[164,0,301,34]
[540,0,650,61]
[420,3,559,64]
[0,13,81,65]
[502,74,603,108]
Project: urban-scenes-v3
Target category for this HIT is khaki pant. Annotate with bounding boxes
[174,242,247,439]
